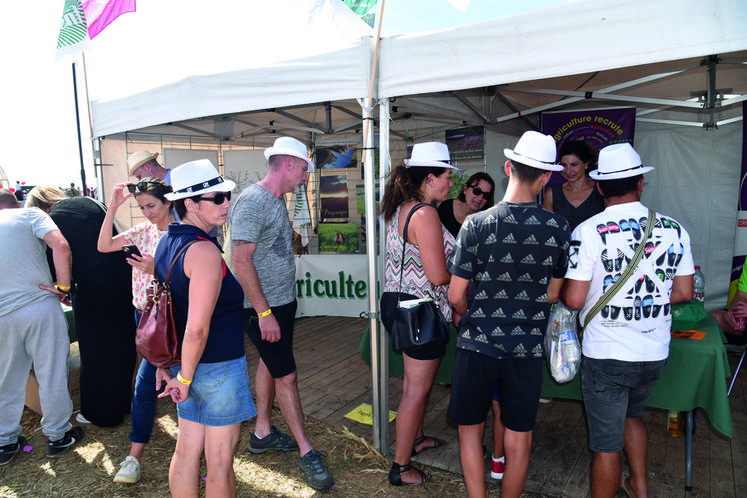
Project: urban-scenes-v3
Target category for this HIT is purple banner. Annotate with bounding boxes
[542,108,637,188]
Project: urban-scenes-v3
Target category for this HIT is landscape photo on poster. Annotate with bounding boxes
[318,223,360,253]
[320,174,349,219]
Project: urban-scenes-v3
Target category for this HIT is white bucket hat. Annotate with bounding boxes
[404,142,459,170]
[589,143,654,180]
[164,159,235,201]
[504,131,563,171]
[264,137,314,171]
[127,150,159,176]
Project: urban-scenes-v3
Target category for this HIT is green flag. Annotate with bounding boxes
[56,0,89,59]
[343,0,377,27]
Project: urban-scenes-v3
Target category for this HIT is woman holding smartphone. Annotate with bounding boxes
[96,177,174,484]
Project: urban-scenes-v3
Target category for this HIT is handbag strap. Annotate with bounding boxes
[583,208,656,328]
[163,239,202,286]
[397,203,429,299]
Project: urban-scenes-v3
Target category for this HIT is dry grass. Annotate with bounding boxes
[1,400,546,497]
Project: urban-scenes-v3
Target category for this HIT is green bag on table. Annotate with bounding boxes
[671,299,708,330]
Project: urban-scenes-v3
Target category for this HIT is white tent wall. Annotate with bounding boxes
[635,122,743,310]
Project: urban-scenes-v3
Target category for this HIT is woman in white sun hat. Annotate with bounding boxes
[154,159,256,497]
[380,142,458,486]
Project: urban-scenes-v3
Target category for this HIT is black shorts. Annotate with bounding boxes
[447,348,543,432]
[244,300,297,378]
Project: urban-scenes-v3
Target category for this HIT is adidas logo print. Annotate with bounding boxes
[542,256,554,266]
[511,326,526,336]
[545,237,558,247]
[503,214,518,224]
[476,272,490,281]
[467,245,478,254]
[518,272,533,282]
[503,233,517,244]
[497,272,512,282]
[475,290,489,300]
[488,254,495,263]
[514,290,530,301]
[520,254,536,264]
[525,215,540,225]
[530,327,543,336]
[532,311,545,320]
[494,290,509,299]
[532,344,544,354]
[459,262,473,272]
[500,253,514,263]
[491,308,506,318]
[476,333,489,344]
[485,233,497,244]
[472,308,486,318]
[538,276,548,285]
[490,326,505,337]
[512,309,527,319]
[523,234,539,245]
[547,218,560,227]
[536,294,548,303]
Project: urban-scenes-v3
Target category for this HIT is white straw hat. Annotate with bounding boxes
[264,137,314,171]
[164,159,235,201]
[504,131,563,171]
[589,143,654,180]
[404,142,459,170]
[127,150,159,176]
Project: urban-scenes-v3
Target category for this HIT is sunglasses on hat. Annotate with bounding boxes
[194,191,231,204]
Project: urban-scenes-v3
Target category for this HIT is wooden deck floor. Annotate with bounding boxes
[246,315,747,497]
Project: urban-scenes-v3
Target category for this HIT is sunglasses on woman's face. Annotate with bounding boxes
[127,181,155,194]
[194,191,231,204]
[469,186,492,198]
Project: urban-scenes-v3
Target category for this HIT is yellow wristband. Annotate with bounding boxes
[257,308,272,318]
[176,371,192,385]
[56,284,71,291]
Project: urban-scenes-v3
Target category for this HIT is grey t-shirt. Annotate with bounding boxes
[230,184,296,308]
[0,208,60,316]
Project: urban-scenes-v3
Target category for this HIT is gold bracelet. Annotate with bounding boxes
[257,308,272,318]
[176,371,192,385]
[56,284,71,291]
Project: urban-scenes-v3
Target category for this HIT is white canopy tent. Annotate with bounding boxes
[84,0,747,453]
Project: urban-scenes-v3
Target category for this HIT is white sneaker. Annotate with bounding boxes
[75,413,91,424]
[113,456,141,483]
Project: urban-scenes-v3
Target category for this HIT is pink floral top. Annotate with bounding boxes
[122,222,168,310]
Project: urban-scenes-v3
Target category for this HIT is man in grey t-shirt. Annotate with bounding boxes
[231,137,334,490]
[0,190,84,465]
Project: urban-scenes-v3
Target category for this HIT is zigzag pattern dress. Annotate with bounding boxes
[383,205,455,322]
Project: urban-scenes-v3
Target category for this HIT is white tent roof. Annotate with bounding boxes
[379,0,747,99]
[85,0,373,138]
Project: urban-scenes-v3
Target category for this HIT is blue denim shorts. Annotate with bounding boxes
[170,356,256,426]
[581,356,666,452]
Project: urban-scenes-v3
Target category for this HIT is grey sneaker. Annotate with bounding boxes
[0,436,27,466]
[300,449,334,490]
[114,455,141,483]
[47,426,84,458]
[248,425,299,454]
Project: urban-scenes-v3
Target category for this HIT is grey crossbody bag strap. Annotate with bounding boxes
[583,208,656,329]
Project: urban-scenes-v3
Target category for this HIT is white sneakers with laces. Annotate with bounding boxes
[114,455,141,483]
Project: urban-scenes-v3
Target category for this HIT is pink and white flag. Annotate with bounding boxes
[83,0,136,39]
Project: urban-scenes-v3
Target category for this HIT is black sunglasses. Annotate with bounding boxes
[127,181,157,194]
[194,191,231,204]
[469,186,492,198]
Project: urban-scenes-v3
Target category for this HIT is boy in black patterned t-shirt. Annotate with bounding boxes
[447,131,570,498]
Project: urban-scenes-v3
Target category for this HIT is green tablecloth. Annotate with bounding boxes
[541,314,733,438]
[360,313,733,438]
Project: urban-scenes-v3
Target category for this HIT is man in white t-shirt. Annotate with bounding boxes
[561,143,694,498]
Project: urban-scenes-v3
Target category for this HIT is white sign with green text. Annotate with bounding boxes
[294,255,369,318]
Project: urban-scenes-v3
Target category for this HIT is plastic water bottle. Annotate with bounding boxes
[693,266,705,302]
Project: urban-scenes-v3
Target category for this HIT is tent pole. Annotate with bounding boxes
[364,0,388,456]
[71,62,87,195]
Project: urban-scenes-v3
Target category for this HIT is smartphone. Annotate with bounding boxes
[122,244,142,258]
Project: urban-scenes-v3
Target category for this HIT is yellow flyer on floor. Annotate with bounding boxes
[344,403,396,425]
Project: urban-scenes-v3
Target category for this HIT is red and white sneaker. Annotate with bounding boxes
[491,455,505,480]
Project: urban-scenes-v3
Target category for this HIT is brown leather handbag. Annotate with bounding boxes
[135,240,199,367]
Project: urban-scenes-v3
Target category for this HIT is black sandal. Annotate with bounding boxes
[411,435,445,456]
[389,462,430,486]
